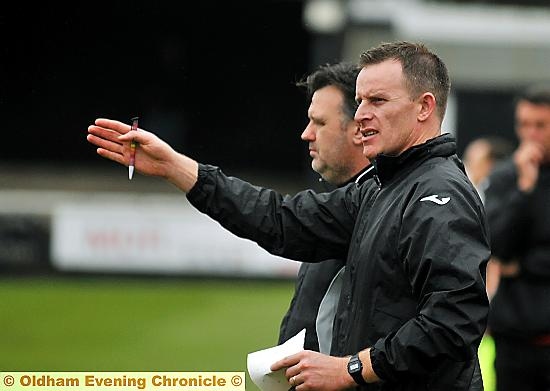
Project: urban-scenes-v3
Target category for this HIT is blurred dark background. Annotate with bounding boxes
[3,0,550,180]
[1,1,312,174]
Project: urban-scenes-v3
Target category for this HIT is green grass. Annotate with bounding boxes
[0,276,497,391]
[0,276,295,390]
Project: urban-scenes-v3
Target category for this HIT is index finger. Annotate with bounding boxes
[270,352,301,372]
[95,118,134,134]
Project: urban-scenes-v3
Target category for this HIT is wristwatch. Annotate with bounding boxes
[347,353,368,386]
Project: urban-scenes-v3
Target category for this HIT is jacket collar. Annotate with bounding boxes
[317,163,375,190]
[372,133,457,186]
[348,164,375,187]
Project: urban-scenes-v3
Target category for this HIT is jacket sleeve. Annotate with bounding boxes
[370,175,490,381]
[484,160,531,261]
[186,164,362,263]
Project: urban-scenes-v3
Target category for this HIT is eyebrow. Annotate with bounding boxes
[356,90,390,101]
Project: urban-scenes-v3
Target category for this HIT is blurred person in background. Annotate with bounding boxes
[463,136,514,204]
[279,62,373,352]
[462,135,514,391]
[87,41,489,390]
[484,85,550,391]
[463,135,514,299]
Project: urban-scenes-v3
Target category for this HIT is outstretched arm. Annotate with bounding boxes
[87,118,198,192]
[88,117,360,263]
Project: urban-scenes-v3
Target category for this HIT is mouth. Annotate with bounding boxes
[361,129,378,139]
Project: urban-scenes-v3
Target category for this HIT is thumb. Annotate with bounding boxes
[118,130,148,143]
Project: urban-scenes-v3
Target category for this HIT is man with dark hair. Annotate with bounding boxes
[484,85,550,391]
[87,41,489,390]
[279,62,373,353]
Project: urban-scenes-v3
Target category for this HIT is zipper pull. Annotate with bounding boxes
[374,174,381,189]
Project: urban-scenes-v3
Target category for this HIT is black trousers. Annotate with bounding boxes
[494,335,550,391]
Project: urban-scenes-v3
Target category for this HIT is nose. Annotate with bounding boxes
[301,123,315,141]
[354,102,373,128]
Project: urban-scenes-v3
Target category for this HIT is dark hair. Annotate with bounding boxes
[515,84,550,106]
[359,41,450,121]
[296,62,360,123]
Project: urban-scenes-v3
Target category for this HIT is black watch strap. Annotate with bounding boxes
[347,353,368,386]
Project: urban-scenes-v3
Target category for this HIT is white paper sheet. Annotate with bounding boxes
[247,329,306,391]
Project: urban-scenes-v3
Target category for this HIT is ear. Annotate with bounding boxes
[417,92,436,122]
[350,123,363,146]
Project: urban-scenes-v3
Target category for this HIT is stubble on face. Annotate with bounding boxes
[307,86,358,184]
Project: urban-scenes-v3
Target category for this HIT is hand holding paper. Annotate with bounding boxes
[247,329,305,391]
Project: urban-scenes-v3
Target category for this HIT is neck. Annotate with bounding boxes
[331,164,372,186]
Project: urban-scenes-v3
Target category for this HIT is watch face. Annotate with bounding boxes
[349,361,361,373]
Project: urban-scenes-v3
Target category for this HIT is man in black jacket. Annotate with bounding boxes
[87,41,489,390]
[279,62,374,352]
[484,86,550,391]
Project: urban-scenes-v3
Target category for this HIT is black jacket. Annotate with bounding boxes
[279,165,375,351]
[187,134,489,390]
[484,159,550,338]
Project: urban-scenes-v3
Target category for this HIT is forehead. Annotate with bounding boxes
[356,59,406,95]
[464,140,490,161]
[310,85,344,111]
[516,100,550,121]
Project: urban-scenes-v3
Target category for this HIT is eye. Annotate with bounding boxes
[370,97,386,104]
[535,121,546,130]
[313,117,325,127]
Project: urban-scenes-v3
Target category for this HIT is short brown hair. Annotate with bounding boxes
[359,41,451,121]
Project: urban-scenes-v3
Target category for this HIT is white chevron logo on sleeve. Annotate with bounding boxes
[420,194,450,205]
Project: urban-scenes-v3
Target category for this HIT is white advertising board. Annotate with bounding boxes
[51,194,300,277]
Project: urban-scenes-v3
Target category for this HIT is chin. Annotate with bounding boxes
[362,148,377,160]
[312,165,327,178]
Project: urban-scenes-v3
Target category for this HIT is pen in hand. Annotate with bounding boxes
[128,116,139,180]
